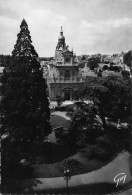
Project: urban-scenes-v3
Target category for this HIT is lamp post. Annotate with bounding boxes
[63,169,71,195]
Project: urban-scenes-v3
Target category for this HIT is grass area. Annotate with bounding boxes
[30,143,116,178]
[69,152,106,172]
[31,157,109,178]
[32,162,63,178]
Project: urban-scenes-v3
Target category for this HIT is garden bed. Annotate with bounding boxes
[31,144,117,178]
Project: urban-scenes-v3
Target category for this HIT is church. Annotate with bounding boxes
[48,27,82,101]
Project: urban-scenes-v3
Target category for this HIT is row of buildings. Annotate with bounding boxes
[0,27,130,102]
[42,27,128,101]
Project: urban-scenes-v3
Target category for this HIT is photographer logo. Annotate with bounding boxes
[114,173,126,187]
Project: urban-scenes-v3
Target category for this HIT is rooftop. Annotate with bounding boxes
[0,67,4,73]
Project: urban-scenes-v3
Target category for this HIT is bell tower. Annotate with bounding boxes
[56,26,66,51]
[55,26,67,61]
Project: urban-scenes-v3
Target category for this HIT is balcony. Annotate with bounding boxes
[48,77,83,83]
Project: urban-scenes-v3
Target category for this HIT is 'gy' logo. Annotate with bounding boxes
[114,173,126,187]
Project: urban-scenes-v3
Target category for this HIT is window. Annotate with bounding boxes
[59,70,63,81]
[60,70,63,77]
[72,70,76,81]
[65,70,70,77]
[72,70,76,76]
[65,70,70,80]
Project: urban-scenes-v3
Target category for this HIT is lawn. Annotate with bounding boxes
[31,155,107,178]
[30,142,117,178]
[32,162,63,178]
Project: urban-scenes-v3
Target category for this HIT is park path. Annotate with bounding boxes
[18,151,131,192]
[51,111,71,120]
[48,111,71,143]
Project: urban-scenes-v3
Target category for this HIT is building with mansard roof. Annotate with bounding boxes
[47,27,83,101]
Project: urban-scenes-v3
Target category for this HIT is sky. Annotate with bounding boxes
[0,0,132,57]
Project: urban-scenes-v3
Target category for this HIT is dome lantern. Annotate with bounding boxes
[58,26,65,42]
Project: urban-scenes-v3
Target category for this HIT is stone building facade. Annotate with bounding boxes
[48,27,82,101]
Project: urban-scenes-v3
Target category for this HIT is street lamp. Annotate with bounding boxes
[63,169,71,195]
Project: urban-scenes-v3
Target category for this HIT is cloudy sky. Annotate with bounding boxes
[0,0,132,57]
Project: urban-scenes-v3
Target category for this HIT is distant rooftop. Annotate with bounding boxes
[0,66,4,73]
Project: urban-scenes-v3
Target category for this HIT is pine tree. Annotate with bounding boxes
[1,19,51,143]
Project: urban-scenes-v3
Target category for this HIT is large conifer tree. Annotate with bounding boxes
[1,19,51,143]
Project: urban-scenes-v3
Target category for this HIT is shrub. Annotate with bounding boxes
[103,65,109,70]
[79,144,114,161]
[40,142,76,163]
[56,95,63,107]
[95,135,112,148]
[121,70,130,79]
[60,158,85,173]
[110,62,115,65]
[109,66,120,72]
[79,145,96,159]
[85,128,104,145]
[92,146,112,161]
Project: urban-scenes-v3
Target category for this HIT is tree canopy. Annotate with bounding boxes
[87,57,100,70]
[73,75,131,127]
[0,55,12,67]
[12,19,38,58]
[1,19,51,143]
[68,103,103,147]
[121,70,130,80]
[124,50,131,68]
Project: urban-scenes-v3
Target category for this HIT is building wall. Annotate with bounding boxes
[48,82,82,101]
[47,27,83,101]
[48,62,80,100]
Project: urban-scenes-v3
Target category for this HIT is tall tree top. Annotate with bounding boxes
[12,19,38,58]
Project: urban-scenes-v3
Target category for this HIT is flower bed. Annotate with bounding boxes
[60,158,85,174]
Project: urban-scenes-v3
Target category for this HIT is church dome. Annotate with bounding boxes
[58,35,65,41]
[58,26,65,42]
